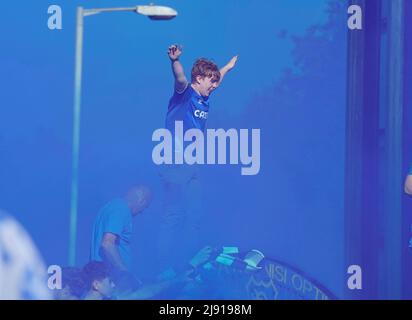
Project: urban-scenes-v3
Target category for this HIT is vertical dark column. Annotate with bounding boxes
[345,0,382,299]
[380,0,404,299]
[401,0,412,299]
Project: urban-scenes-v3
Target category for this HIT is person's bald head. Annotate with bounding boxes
[124,185,153,216]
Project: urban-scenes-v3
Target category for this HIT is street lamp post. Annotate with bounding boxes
[69,4,177,266]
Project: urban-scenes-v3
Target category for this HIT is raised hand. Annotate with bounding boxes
[168,44,183,61]
[225,55,238,71]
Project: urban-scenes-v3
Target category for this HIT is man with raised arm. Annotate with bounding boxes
[157,44,238,270]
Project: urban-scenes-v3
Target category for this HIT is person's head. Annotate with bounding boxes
[82,261,115,299]
[191,58,221,97]
[54,267,86,300]
[125,185,153,216]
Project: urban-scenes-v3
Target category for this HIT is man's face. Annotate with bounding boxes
[95,277,115,298]
[131,197,152,216]
[196,76,219,97]
[127,186,153,217]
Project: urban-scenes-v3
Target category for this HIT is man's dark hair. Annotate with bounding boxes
[62,267,86,298]
[191,58,221,84]
[82,261,111,289]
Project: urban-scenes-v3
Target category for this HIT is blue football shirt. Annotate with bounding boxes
[165,84,210,134]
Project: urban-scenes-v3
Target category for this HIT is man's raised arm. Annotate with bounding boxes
[218,55,238,87]
[168,44,188,93]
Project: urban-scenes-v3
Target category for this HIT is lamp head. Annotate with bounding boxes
[136,5,177,20]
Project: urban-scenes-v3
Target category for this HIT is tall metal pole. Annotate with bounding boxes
[69,7,84,266]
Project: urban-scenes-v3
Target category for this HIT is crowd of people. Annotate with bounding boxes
[54,247,215,300]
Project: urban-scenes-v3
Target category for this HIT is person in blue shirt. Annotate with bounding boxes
[165,45,237,139]
[90,185,152,274]
[157,44,237,270]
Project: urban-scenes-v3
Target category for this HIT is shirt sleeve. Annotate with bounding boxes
[101,204,128,237]
[175,81,189,94]
[173,83,190,100]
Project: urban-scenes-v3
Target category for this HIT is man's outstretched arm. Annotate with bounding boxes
[168,44,188,93]
[218,55,238,87]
